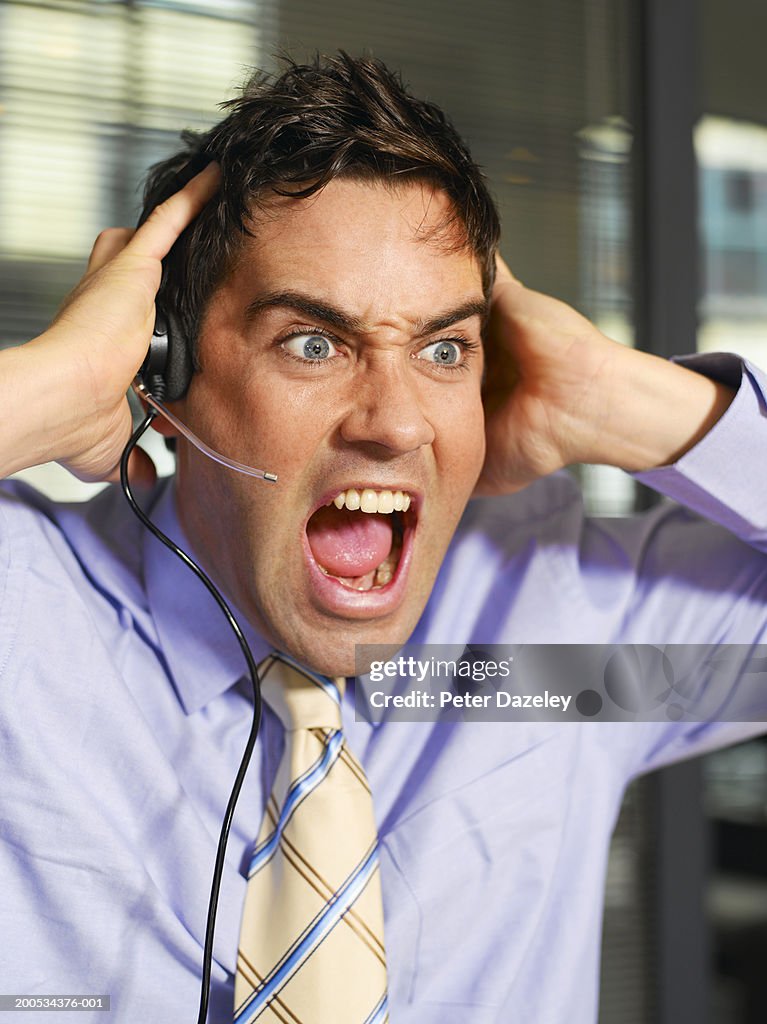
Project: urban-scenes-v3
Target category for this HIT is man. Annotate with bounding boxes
[1,53,765,1023]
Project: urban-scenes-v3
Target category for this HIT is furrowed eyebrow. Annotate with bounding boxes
[415,299,488,336]
[244,290,488,336]
[244,291,365,333]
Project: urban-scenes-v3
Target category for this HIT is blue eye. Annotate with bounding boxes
[419,340,462,366]
[283,333,338,361]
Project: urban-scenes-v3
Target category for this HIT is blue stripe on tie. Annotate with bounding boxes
[274,652,342,708]
[234,843,380,1024]
[248,729,344,877]
[363,992,389,1024]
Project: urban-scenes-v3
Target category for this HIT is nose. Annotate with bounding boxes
[338,360,436,455]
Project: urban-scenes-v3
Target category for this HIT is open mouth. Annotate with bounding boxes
[305,487,416,593]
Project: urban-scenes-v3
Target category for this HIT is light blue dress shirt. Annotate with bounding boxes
[2,354,767,1023]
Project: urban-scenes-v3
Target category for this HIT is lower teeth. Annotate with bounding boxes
[374,564,393,587]
[371,537,401,588]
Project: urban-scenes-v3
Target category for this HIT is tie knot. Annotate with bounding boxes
[258,655,344,732]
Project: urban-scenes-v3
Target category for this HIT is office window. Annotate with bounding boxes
[0,0,259,346]
[700,3,767,1021]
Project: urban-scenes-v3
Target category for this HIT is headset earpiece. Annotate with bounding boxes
[136,154,212,403]
[138,307,194,402]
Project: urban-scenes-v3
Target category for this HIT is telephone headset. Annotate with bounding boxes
[138,306,192,402]
[134,150,202,402]
[120,155,275,1024]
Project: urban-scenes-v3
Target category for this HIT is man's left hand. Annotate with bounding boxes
[476,256,736,495]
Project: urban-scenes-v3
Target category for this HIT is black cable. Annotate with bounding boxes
[120,408,263,1024]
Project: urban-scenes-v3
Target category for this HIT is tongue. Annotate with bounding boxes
[307,506,393,577]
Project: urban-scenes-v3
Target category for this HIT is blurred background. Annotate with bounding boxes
[2,0,767,1020]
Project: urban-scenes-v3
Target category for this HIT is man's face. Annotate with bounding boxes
[173,178,487,675]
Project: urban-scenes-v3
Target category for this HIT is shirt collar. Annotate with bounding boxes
[142,478,271,715]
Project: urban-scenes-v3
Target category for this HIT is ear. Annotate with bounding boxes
[148,411,179,440]
[136,394,182,440]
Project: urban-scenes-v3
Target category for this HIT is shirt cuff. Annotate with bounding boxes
[633,352,767,546]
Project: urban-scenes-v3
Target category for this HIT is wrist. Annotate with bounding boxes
[0,336,91,478]
[597,345,736,471]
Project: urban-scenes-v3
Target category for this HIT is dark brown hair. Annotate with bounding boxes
[142,52,501,355]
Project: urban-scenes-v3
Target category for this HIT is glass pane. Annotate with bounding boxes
[697,117,767,365]
[700,3,767,1020]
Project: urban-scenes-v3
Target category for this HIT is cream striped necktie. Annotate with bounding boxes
[234,654,389,1024]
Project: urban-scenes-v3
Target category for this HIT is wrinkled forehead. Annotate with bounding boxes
[230,178,486,315]
[245,175,480,267]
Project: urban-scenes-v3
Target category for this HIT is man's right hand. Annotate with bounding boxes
[0,163,219,483]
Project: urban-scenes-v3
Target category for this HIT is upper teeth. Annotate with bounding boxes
[331,488,412,514]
